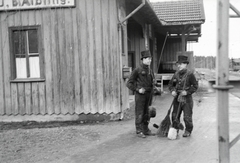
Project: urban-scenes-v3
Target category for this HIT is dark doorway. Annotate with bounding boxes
[128,51,135,95]
[128,51,135,70]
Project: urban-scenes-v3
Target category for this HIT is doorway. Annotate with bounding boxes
[128,51,135,95]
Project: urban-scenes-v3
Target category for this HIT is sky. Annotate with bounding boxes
[149,0,240,59]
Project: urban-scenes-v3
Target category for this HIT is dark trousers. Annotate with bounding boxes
[172,95,194,133]
[135,91,152,134]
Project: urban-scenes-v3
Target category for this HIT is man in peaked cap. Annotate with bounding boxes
[168,54,198,137]
[127,50,157,138]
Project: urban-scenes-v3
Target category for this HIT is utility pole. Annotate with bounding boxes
[214,0,233,162]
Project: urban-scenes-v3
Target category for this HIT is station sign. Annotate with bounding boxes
[0,0,76,11]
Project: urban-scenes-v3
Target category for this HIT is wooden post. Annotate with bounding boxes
[118,1,129,118]
[214,0,233,162]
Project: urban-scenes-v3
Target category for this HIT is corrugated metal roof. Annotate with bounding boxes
[151,0,205,26]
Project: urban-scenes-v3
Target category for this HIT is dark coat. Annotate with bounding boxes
[127,63,154,92]
[168,69,198,95]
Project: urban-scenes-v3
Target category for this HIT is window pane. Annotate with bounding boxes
[28,30,38,53]
[13,31,26,54]
[11,26,42,80]
[29,56,40,78]
[16,58,27,78]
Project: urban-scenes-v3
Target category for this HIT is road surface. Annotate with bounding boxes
[1,80,240,163]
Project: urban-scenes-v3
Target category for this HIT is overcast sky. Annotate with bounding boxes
[149,0,240,58]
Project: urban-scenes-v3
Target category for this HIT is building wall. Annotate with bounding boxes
[0,0,123,117]
[127,19,158,72]
[127,20,145,68]
[157,37,182,73]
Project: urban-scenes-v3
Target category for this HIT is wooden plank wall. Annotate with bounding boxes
[162,39,182,62]
[127,19,157,73]
[127,21,145,68]
[0,0,121,116]
[158,38,182,73]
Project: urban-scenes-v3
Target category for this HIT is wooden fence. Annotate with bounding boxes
[194,56,216,69]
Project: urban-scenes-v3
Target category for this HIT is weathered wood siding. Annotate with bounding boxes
[127,18,158,73]
[162,39,182,63]
[157,38,182,73]
[0,0,122,116]
[127,22,145,68]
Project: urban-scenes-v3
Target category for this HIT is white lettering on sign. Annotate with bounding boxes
[0,0,75,11]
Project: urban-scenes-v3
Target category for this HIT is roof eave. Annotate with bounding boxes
[161,20,205,26]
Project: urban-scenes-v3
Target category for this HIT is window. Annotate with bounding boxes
[9,26,44,81]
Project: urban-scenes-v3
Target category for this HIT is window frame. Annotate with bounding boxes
[9,25,45,82]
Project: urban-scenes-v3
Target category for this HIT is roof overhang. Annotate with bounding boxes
[125,0,163,29]
[151,0,205,42]
[160,24,202,42]
[126,0,205,42]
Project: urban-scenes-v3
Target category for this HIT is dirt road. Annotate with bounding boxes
[1,82,240,163]
[51,92,240,163]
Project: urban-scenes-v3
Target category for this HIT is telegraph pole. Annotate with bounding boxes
[214,0,233,162]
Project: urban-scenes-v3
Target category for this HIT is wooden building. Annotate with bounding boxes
[0,0,204,122]
[152,0,205,73]
[126,0,205,91]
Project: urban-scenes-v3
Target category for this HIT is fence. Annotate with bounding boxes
[194,56,216,69]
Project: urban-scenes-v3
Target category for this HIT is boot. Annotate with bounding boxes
[144,129,156,136]
[143,125,155,136]
[137,132,146,138]
[183,130,191,137]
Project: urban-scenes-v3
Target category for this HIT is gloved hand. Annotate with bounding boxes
[139,88,145,94]
[177,94,186,103]
[171,91,177,97]
[180,90,187,96]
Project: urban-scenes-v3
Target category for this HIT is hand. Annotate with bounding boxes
[139,88,145,94]
[171,91,177,97]
[180,90,187,96]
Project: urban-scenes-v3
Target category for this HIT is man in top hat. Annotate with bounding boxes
[127,50,157,138]
[168,55,198,137]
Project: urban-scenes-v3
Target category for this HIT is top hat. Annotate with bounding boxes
[141,50,152,60]
[176,55,189,64]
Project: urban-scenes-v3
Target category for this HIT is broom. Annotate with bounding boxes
[156,98,184,138]
[156,98,175,137]
[167,101,184,140]
[158,71,189,138]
